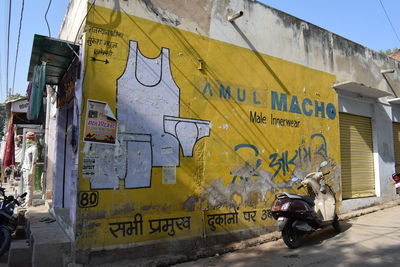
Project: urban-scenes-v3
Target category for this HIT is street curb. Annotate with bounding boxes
[338,199,400,221]
[195,199,400,261]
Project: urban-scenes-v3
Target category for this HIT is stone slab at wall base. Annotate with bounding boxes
[339,199,400,220]
[25,205,72,267]
[74,226,279,266]
[8,239,31,267]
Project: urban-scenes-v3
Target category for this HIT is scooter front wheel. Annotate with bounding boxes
[332,214,342,233]
[0,226,11,257]
[282,222,304,249]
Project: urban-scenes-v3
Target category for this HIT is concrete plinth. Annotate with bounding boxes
[25,205,71,267]
[8,239,31,267]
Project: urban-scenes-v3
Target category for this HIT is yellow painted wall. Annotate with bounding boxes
[77,4,340,249]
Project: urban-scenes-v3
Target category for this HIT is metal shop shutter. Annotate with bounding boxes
[339,113,375,199]
[393,122,400,173]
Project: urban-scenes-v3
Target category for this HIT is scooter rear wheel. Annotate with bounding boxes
[282,222,303,249]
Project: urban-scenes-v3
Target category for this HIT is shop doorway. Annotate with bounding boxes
[339,112,375,199]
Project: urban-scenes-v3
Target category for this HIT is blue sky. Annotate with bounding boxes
[0,0,69,102]
[1,0,399,103]
[263,0,400,52]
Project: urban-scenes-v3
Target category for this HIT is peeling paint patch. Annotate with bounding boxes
[203,169,294,209]
[202,157,341,210]
[218,124,229,130]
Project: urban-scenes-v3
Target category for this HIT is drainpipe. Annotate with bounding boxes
[381,69,397,97]
[227,11,243,22]
[43,85,53,200]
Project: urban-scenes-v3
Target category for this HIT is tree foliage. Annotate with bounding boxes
[6,93,25,101]
[0,103,5,138]
[379,47,400,55]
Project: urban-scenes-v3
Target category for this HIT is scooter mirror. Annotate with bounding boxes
[291,177,300,182]
[319,161,328,168]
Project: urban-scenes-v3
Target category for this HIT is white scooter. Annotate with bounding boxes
[270,161,341,248]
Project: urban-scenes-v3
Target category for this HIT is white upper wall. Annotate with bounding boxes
[58,0,88,43]
[61,0,400,95]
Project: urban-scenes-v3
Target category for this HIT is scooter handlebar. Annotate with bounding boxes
[297,184,304,190]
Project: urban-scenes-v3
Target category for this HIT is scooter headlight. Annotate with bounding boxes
[281,202,291,211]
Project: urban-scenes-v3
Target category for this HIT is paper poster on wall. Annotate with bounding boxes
[82,156,96,178]
[162,166,176,184]
[83,99,117,144]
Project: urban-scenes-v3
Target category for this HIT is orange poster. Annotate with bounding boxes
[83,99,117,144]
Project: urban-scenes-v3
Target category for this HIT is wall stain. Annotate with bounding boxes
[151,0,212,34]
[109,202,136,216]
[76,222,101,229]
[140,204,172,212]
[141,0,181,27]
[183,195,201,211]
[79,210,107,220]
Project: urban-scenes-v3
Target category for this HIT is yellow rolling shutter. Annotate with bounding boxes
[393,122,400,173]
[339,113,375,199]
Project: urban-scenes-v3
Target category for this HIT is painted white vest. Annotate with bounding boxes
[117,41,180,188]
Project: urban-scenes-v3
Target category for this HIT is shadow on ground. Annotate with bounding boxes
[173,218,400,267]
[300,219,353,247]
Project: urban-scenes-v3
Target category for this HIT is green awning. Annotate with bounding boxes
[27,34,80,85]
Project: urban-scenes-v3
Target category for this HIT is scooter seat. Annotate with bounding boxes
[299,195,315,207]
[277,192,315,207]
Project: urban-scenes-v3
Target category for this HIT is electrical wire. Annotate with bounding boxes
[45,0,52,37]
[11,0,24,96]
[74,0,97,44]
[378,0,400,46]
[6,0,12,99]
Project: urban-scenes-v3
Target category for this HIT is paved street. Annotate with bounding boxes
[174,205,400,267]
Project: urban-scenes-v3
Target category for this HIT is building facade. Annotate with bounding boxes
[43,0,400,264]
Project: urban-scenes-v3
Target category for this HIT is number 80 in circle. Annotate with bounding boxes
[78,191,99,208]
